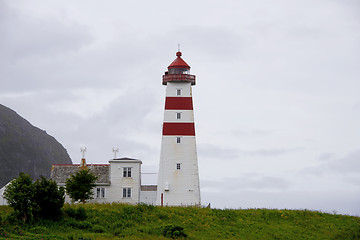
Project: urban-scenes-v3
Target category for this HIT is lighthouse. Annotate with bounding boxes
[156,51,201,206]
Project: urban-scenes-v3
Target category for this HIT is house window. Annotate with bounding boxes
[123,188,131,198]
[176,89,182,96]
[123,167,132,178]
[176,112,181,119]
[176,137,181,143]
[176,163,181,170]
[96,187,105,198]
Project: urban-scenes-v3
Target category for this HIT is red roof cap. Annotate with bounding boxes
[168,51,191,69]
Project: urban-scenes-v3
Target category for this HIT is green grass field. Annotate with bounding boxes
[1,203,359,239]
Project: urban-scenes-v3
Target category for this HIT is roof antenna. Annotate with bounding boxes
[112,148,119,159]
[80,147,87,169]
[178,43,180,52]
[80,147,87,159]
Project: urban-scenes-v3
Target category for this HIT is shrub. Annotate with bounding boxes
[136,203,155,212]
[29,226,49,234]
[162,224,187,239]
[66,219,92,229]
[91,224,105,233]
[3,173,34,223]
[65,169,97,203]
[33,176,65,220]
[68,237,93,240]
[65,207,87,220]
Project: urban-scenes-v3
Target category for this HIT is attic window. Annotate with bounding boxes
[123,167,132,178]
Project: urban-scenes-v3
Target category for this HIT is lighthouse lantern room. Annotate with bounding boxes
[156,51,201,206]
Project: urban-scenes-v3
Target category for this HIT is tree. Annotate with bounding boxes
[65,169,97,203]
[33,176,65,220]
[4,172,34,223]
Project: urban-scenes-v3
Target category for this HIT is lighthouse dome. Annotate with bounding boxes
[168,51,190,74]
[162,51,196,85]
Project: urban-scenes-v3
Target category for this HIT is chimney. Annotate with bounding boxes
[80,158,87,170]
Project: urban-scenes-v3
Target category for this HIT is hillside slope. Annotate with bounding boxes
[0,204,359,239]
[0,104,72,188]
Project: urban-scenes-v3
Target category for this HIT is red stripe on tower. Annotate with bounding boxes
[162,122,195,136]
[165,97,193,110]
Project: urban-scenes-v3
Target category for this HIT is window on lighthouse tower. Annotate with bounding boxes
[169,68,189,75]
[176,89,182,96]
[176,112,181,119]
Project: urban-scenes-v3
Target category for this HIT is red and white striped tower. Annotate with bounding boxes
[156,51,201,206]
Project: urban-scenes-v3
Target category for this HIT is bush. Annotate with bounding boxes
[66,218,92,229]
[65,207,87,220]
[65,169,97,203]
[91,224,105,233]
[29,226,49,234]
[3,173,34,223]
[68,237,93,240]
[33,176,65,220]
[162,224,187,239]
[3,173,65,222]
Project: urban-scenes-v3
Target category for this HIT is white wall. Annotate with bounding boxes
[157,136,201,205]
[106,159,142,204]
[163,110,194,123]
[166,82,192,97]
[140,190,157,205]
[0,184,8,205]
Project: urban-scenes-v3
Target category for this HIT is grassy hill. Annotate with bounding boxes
[0,203,359,239]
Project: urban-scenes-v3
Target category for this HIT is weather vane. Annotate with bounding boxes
[112,148,119,159]
[80,147,87,158]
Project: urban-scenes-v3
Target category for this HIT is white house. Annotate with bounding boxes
[0,182,9,205]
[50,157,157,205]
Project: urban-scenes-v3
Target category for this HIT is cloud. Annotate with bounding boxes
[202,174,290,192]
[240,148,300,157]
[0,1,94,93]
[301,150,360,177]
[197,144,239,159]
[0,1,93,62]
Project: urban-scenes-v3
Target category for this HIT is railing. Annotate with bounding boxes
[162,74,196,85]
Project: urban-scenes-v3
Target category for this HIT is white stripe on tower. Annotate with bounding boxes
[156,51,201,206]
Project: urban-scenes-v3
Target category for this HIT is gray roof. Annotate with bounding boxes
[109,157,142,164]
[50,164,110,185]
[141,185,157,191]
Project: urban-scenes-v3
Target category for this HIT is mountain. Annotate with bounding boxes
[0,104,72,188]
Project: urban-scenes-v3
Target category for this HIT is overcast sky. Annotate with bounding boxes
[1,0,359,215]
